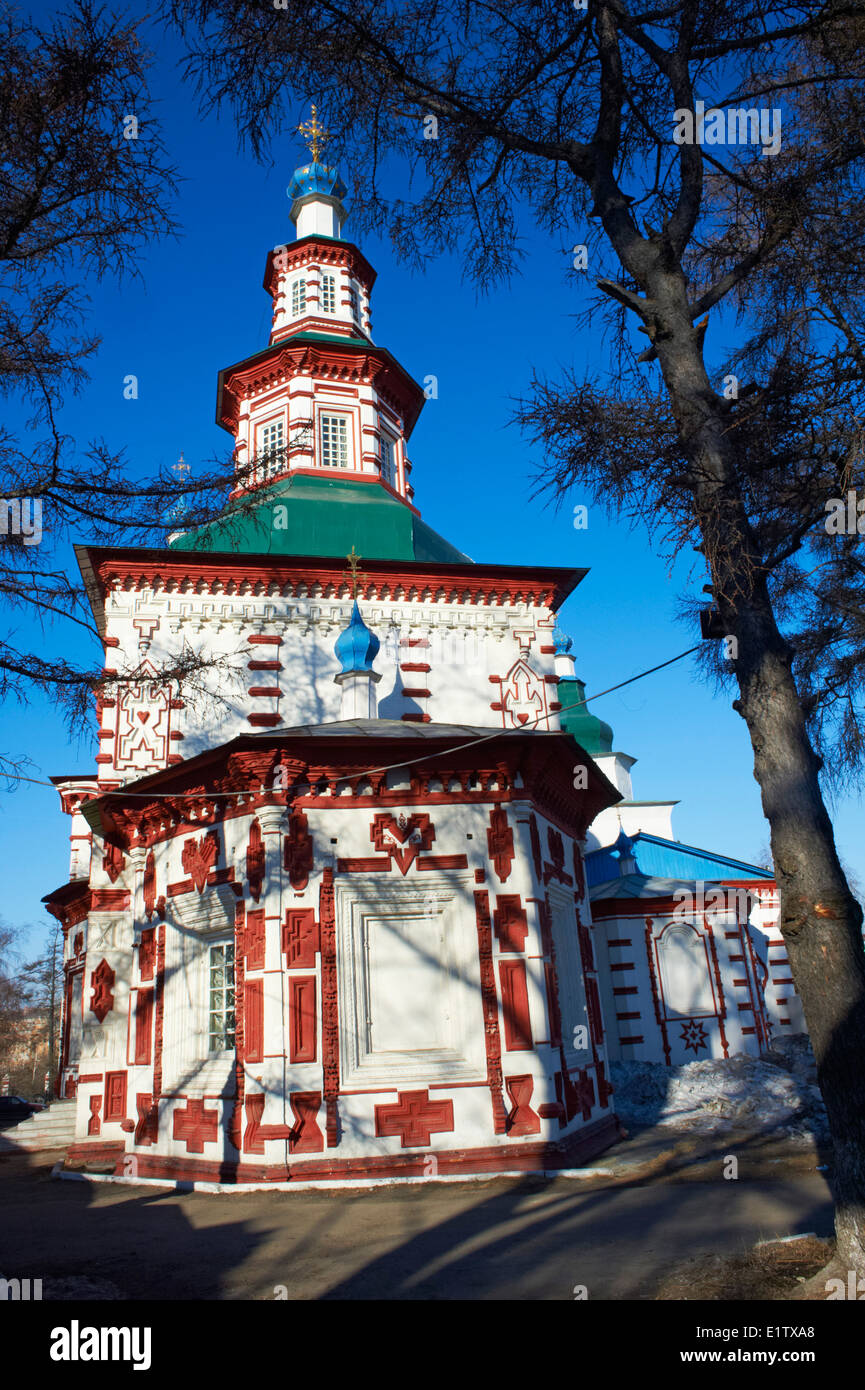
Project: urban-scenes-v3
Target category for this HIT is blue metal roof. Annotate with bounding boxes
[585,831,773,888]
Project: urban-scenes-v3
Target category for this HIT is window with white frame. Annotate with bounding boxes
[320,273,336,313]
[379,433,397,487]
[347,286,360,323]
[258,418,284,469]
[208,942,235,1053]
[291,277,307,316]
[320,413,350,469]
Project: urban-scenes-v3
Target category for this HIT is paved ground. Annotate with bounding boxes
[0,1128,835,1300]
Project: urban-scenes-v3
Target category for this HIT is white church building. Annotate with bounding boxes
[42,124,802,1186]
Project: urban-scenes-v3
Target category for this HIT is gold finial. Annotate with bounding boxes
[297,104,329,162]
[343,546,367,598]
[173,451,189,479]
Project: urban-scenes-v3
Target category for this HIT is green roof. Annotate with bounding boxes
[557,677,614,756]
[168,473,472,563]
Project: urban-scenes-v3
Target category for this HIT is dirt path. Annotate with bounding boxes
[0,1138,834,1300]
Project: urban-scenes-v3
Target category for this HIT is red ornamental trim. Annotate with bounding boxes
[290,977,317,1063]
[473,890,508,1135]
[505,1075,541,1137]
[134,1093,159,1146]
[572,843,586,900]
[319,868,340,1147]
[544,827,573,886]
[243,1093,291,1154]
[90,888,131,913]
[102,842,126,884]
[289,1092,325,1154]
[283,908,319,968]
[138,927,156,981]
[173,1097,220,1153]
[284,809,314,890]
[228,906,246,1154]
[374,1090,455,1149]
[577,916,595,973]
[89,552,580,614]
[134,989,154,1065]
[240,907,266,971]
[499,960,533,1051]
[487,806,514,884]
[245,980,264,1063]
[493,895,528,954]
[585,976,605,1048]
[245,818,266,902]
[104,1071,127,1122]
[370,811,435,874]
[88,1096,102,1136]
[89,959,115,1023]
[181,830,220,892]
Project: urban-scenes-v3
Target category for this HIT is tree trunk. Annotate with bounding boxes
[651,268,865,1274]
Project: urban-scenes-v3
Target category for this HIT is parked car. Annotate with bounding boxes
[0,1096,43,1127]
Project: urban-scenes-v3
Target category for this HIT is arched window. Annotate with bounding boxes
[657,923,715,1017]
[320,273,336,313]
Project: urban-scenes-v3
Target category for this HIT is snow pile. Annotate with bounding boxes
[610,1036,828,1139]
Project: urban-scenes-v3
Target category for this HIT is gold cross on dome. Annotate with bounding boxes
[343,546,367,598]
[297,104,329,162]
[172,451,189,479]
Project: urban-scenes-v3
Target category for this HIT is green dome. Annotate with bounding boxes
[557,677,614,756]
[168,473,470,564]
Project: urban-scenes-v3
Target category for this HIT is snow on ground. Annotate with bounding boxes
[610,1035,829,1140]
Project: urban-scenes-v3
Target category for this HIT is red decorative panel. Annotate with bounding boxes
[104,1071,127,1122]
[290,976,317,1063]
[181,830,220,892]
[102,842,126,884]
[284,809,313,890]
[88,1095,102,1136]
[543,828,572,886]
[241,907,266,971]
[499,960,533,1051]
[416,854,468,871]
[138,928,155,981]
[577,916,595,972]
[289,1092,324,1154]
[572,843,586,900]
[246,818,265,902]
[473,890,508,1134]
[283,908,319,968]
[319,868,340,1146]
[72,931,84,958]
[244,979,264,1063]
[544,961,563,1047]
[374,1090,455,1148]
[134,989,153,1066]
[487,806,514,883]
[575,1069,596,1121]
[493,895,528,953]
[585,976,604,1047]
[134,1093,159,1146]
[89,959,115,1023]
[114,676,171,772]
[172,1097,219,1153]
[371,812,435,874]
[505,1075,540,1136]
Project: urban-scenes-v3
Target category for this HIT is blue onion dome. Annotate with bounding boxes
[552,627,573,655]
[287,162,347,203]
[334,600,380,674]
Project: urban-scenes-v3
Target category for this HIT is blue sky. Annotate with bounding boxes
[4,6,863,954]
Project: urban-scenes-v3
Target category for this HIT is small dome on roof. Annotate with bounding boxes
[553,628,573,655]
[287,162,347,203]
[334,600,380,674]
